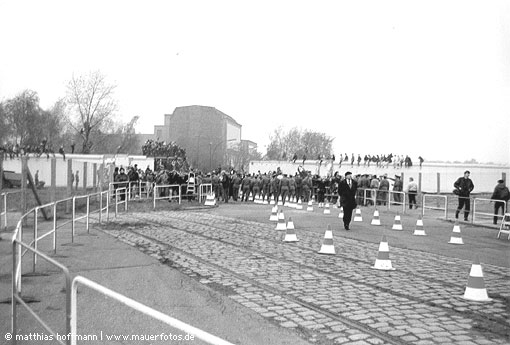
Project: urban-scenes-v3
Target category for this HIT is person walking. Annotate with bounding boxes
[338,171,358,230]
[454,170,474,221]
[491,179,509,225]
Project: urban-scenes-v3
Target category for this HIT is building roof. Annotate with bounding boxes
[173,105,242,127]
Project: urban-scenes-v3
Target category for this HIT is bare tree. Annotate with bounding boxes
[66,71,117,153]
[265,127,334,160]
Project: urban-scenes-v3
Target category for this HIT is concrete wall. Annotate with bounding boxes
[2,154,154,188]
[248,160,509,194]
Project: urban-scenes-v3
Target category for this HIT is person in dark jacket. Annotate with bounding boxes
[115,167,129,201]
[491,179,509,224]
[338,171,358,230]
[454,170,474,221]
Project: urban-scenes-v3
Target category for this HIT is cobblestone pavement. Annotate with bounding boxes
[102,207,510,345]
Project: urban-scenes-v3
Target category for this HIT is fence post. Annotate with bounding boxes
[51,157,56,203]
[53,203,57,254]
[0,154,3,190]
[93,163,97,192]
[33,208,38,273]
[21,157,28,218]
[436,172,441,194]
[83,162,88,191]
[66,159,73,214]
[418,172,422,193]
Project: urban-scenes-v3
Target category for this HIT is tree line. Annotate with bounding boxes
[0,71,140,156]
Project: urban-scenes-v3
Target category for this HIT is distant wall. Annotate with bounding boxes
[248,160,509,194]
[2,154,154,188]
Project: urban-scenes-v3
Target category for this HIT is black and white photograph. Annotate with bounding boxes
[1,1,509,344]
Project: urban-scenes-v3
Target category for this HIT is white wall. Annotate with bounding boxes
[248,160,509,194]
[2,154,155,188]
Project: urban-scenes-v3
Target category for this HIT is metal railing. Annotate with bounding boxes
[199,183,213,203]
[422,194,448,219]
[1,190,22,231]
[473,198,507,224]
[388,190,406,214]
[12,236,71,345]
[153,184,181,208]
[70,276,235,345]
[11,186,231,345]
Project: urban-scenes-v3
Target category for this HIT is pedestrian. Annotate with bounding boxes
[378,174,389,206]
[392,175,403,204]
[115,167,129,201]
[338,171,358,230]
[75,170,80,190]
[453,170,474,221]
[406,177,418,209]
[490,179,509,225]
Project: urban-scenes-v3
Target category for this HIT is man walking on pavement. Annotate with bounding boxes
[338,171,358,230]
[454,170,474,221]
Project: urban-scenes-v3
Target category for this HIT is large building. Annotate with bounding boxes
[145,105,255,172]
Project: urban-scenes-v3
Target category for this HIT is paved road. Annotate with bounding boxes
[103,202,510,345]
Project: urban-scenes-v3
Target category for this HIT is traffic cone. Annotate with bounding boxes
[275,210,287,231]
[269,206,278,221]
[338,206,344,219]
[448,220,464,244]
[353,207,362,222]
[204,193,216,206]
[283,217,298,242]
[323,202,331,215]
[391,213,403,231]
[413,215,426,236]
[372,235,395,270]
[462,256,492,302]
[296,198,303,210]
[286,216,295,230]
[306,200,314,212]
[270,196,275,205]
[318,225,335,254]
[371,209,381,226]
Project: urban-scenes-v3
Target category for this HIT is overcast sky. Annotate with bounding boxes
[0,0,509,164]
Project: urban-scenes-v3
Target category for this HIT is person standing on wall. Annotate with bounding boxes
[454,170,474,221]
[338,171,358,230]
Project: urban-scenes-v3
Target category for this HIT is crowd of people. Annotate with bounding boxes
[0,139,74,161]
[291,153,424,168]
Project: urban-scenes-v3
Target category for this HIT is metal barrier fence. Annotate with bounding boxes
[422,194,448,219]
[473,197,507,224]
[1,190,22,231]
[153,184,181,209]
[70,276,235,345]
[199,183,213,203]
[10,187,232,345]
[387,191,406,214]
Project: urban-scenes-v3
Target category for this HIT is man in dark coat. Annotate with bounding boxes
[491,179,509,224]
[338,171,358,230]
[454,170,474,221]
